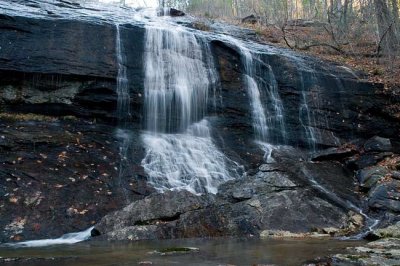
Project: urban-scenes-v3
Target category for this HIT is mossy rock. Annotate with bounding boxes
[153,247,199,255]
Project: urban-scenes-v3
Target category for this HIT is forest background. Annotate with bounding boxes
[114,0,400,90]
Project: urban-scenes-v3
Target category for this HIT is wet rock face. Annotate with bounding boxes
[264,53,398,148]
[369,181,400,213]
[0,1,398,151]
[95,148,358,240]
[0,0,399,242]
[0,117,155,242]
[357,166,390,189]
[0,16,117,78]
[0,71,120,122]
[364,136,393,152]
[314,137,400,218]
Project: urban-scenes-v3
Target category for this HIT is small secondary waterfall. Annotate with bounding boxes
[297,68,319,151]
[224,36,286,144]
[115,24,130,125]
[243,56,269,141]
[115,24,132,202]
[141,25,241,194]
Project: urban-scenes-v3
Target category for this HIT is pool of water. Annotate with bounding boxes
[0,237,364,266]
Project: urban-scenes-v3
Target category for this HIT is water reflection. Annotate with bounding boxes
[0,238,364,266]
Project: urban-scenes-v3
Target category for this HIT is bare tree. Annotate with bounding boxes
[374,0,398,55]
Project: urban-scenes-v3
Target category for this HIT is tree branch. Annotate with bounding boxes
[296,42,345,53]
[376,20,396,60]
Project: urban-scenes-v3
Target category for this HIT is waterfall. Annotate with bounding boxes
[263,64,287,144]
[115,24,130,125]
[143,27,209,133]
[222,36,286,145]
[297,69,318,151]
[239,46,269,141]
[141,25,241,195]
[142,120,240,195]
[2,227,94,248]
[115,24,131,202]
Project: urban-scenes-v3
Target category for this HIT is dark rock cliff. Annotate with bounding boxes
[0,0,399,242]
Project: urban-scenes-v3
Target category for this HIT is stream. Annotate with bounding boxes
[0,238,364,266]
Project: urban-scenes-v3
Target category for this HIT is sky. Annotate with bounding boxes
[98,0,158,8]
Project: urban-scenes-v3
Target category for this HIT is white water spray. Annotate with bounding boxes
[141,24,241,194]
[2,227,94,248]
[221,36,286,159]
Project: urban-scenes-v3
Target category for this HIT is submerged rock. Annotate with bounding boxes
[260,230,308,239]
[332,238,400,266]
[151,247,199,256]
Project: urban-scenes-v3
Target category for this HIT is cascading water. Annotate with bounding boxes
[298,69,319,151]
[244,63,270,141]
[262,64,287,144]
[143,26,209,133]
[115,24,130,125]
[141,25,241,195]
[142,120,240,194]
[223,36,286,151]
[1,227,94,248]
[115,24,131,202]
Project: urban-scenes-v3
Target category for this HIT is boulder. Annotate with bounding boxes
[321,227,340,235]
[356,166,389,189]
[311,147,357,162]
[369,181,400,213]
[392,171,400,180]
[332,238,400,266]
[241,15,259,24]
[159,8,186,17]
[369,222,400,239]
[95,190,214,235]
[352,152,393,169]
[260,230,307,238]
[364,136,392,152]
[94,153,359,241]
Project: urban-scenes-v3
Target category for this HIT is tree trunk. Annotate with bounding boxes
[374,0,398,54]
[391,0,400,34]
[232,0,237,17]
[342,0,349,26]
